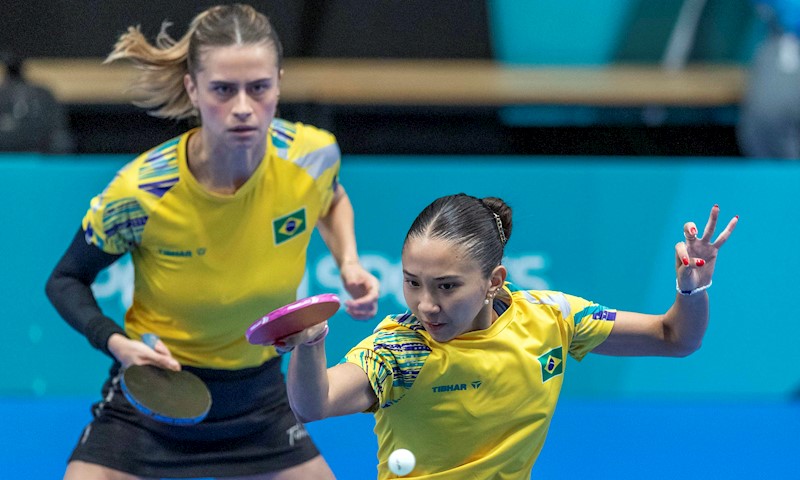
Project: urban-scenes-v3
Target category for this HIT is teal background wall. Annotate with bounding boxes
[1,154,797,401]
[490,0,641,65]
[488,0,760,65]
[2,154,798,478]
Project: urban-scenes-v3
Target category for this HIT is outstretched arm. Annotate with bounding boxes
[593,205,738,357]
[317,184,380,320]
[283,324,378,422]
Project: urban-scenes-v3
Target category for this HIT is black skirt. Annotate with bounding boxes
[69,357,320,478]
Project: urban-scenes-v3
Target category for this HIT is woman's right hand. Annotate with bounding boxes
[272,321,330,353]
[107,333,181,371]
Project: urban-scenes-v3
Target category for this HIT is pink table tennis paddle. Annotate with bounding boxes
[246,293,341,345]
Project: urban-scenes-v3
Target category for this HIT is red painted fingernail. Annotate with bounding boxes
[695,259,705,266]
[682,257,689,266]
[690,227,697,235]
[713,204,719,209]
[735,215,739,219]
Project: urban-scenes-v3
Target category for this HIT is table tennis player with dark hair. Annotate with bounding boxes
[282,194,738,479]
[44,4,378,479]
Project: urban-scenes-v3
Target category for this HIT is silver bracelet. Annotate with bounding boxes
[676,279,712,296]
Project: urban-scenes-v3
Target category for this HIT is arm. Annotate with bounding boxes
[285,329,378,422]
[45,227,180,370]
[317,184,379,320]
[593,205,738,357]
[45,227,126,357]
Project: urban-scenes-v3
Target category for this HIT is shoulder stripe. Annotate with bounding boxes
[572,305,603,327]
[374,329,431,408]
[101,197,147,251]
[540,292,572,319]
[271,118,297,139]
[138,137,180,197]
[270,119,297,157]
[139,178,179,198]
[293,143,340,180]
[520,290,539,304]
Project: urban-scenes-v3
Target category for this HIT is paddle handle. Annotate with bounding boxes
[141,333,159,350]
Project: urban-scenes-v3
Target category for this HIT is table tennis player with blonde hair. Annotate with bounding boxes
[45,4,378,479]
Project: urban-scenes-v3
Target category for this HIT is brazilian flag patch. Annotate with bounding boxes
[538,347,563,383]
[272,208,307,245]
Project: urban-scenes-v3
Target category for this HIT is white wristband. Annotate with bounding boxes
[676,279,712,296]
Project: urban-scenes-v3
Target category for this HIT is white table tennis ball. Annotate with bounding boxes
[388,448,416,476]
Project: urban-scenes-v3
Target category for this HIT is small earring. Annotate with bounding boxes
[484,298,490,305]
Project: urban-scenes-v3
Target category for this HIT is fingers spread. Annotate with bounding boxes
[701,204,720,241]
[712,215,739,248]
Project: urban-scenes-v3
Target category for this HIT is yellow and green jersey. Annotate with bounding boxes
[83,119,340,369]
[343,282,616,479]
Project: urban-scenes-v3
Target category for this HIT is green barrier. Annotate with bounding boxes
[1,155,795,400]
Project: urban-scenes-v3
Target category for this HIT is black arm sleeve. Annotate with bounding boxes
[45,227,128,357]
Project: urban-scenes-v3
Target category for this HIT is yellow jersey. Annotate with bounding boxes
[343,282,616,479]
[83,119,340,369]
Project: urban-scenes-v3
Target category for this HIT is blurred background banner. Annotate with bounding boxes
[0,0,768,157]
[2,154,796,401]
[489,0,759,65]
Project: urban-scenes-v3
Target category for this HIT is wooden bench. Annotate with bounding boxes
[11,57,746,108]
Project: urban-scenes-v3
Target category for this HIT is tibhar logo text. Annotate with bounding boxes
[158,248,192,257]
[432,384,468,393]
[432,381,484,393]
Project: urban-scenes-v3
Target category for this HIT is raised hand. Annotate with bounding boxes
[675,204,738,294]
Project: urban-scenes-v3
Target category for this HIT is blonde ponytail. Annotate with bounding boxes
[105,4,282,120]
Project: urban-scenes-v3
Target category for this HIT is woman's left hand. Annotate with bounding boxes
[339,262,379,320]
[675,204,738,293]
